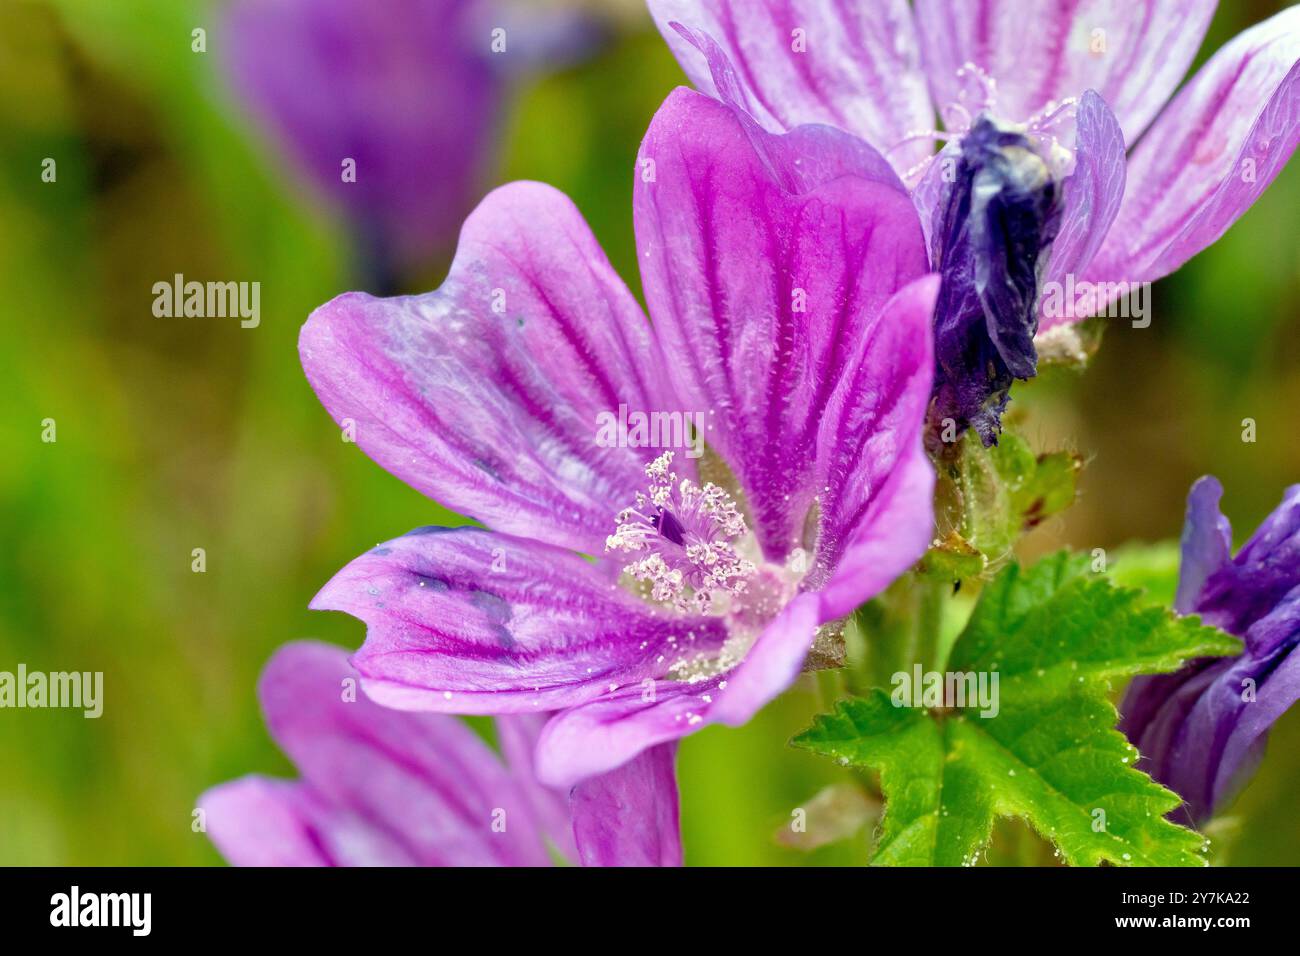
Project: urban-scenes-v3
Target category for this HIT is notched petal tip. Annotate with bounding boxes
[299,180,681,556]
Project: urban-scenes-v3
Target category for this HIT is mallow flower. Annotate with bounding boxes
[298,89,940,788]
[222,0,598,283]
[200,642,682,866]
[649,1,1300,440]
[1121,477,1300,827]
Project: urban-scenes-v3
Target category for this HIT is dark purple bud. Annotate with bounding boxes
[930,117,1063,444]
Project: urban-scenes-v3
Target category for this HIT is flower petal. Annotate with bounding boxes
[534,595,828,787]
[648,0,934,172]
[1088,8,1300,284]
[1037,91,1127,331]
[200,777,366,866]
[536,594,832,786]
[205,642,551,866]
[1197,483,1300,639]
[913,0,1215,143]
[1121,655,1237,825]
[535,676,724,788]
[810,275,938,618]
[312,527,727,713]
[496,713,579,861]
[570,744,684,866]
[1126,607,1300,828]
[300,181,684,556]
[633,88,930,560]
[696,281,940,727]
[910,140,962,252]
[707,592,822,726]
[1212,603,1300,808]
[1174,476,1234,617]
[1123,481,1300,825]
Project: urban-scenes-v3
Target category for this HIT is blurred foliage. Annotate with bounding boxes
[0,0,1297,865]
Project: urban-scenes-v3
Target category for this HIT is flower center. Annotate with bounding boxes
[607,452,820,685]
[606,452,756,615]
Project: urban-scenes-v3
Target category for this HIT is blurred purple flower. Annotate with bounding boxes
[200,642,682,866]
[221,0,600,282]
[650,1,1299,440]
[296,89,939,788]
[1122,477,1300,826]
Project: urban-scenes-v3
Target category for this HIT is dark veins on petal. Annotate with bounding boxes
[930,117,1063,445]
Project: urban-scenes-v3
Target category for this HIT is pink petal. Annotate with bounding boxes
[533,594,824,785]
[312,528,727,713]
[914,0,1215,144]
[199,777,366,866]
[496,713,579,861]
[1088,8,1300,285]
[810,276,939,620]
[222,0,500,267]
[535,677,725,788]
[202,642,551,866]
[648,0,934,172]
[570,744,684,867]
[300,181,685,556]
[1037,90,1127,330]
[707,592,823,726]
[633,88,930,561]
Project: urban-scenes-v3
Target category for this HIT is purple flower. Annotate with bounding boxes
[650,1,1300,439]
[221,0,502,278]
[297,89,940,788]
[200,642,682,866]
[1121,477,1300,827]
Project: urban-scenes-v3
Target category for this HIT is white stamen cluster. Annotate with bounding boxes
[892,61,1079,186]
[606,452,755,614]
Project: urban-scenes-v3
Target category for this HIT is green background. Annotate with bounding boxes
[0,0,1296,865]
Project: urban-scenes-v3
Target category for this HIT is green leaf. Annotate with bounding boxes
[795,552,1242,867]
[950,552,1239,697]
[796,693,994,865]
